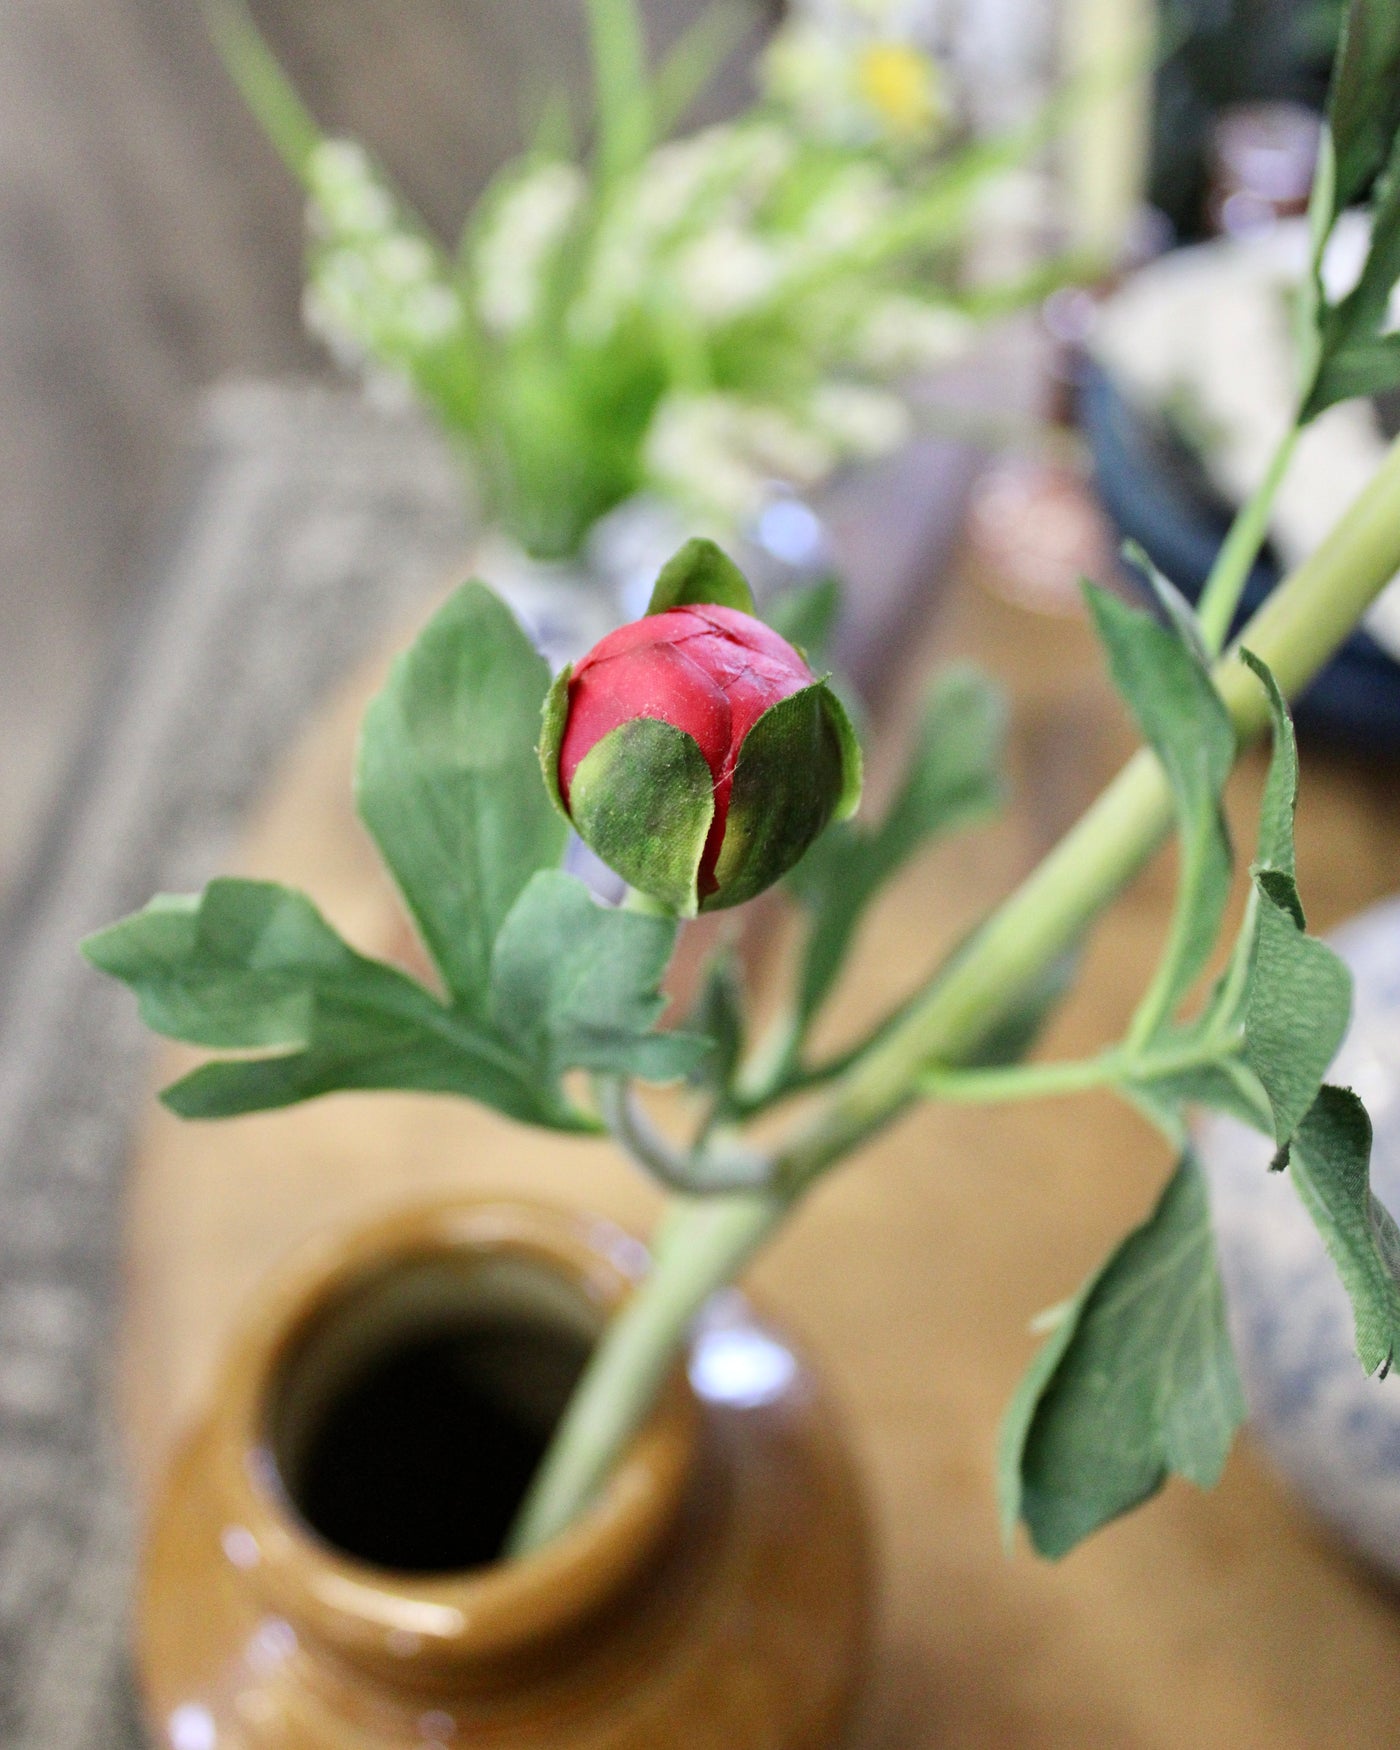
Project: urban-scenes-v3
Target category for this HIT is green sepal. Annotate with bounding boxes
[646,537,756,617]
[568,717,715,916]
[822,686,864,823]
[707,681,853,912]
[538,664,573,818]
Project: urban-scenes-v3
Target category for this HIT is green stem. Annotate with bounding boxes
[775,429,1400,1187]
[1196,423,1300,654]
[505,1191,786,1556]
[204,0,322,180]
[920,1033,1238,1106]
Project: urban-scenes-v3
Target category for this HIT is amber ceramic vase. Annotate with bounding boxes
[139,1199,872,1748]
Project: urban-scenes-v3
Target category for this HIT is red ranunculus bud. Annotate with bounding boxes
[540,540,861,915]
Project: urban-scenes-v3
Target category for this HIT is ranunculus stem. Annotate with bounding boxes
[775,427,1400,1186]
[1195,420,1300,654]
[505,1190,786,1556]
[508,430,1400,1558]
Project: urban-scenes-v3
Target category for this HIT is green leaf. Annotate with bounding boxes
[356,582,566,1017]
[568,717,715,916]
[1239,650,1300,916]
[999,1153,1245,1558]
[788,666,1005,1030]
[685,946,746,1094]
[1086,585,1235,1033]
[763,575,842,669]
[1306,125,1400,418]
[490,871,708,1084]
[1322,0,1400,216]
[646,538,756,617]
[82,879,563,1126]
[710,683,854,911]
[1290,1085,1400,1375]
[586,0,654,184]
[1302,0,1400,418]
[651,0,749,137]
[1124,1057,1272,1145]
[1243,879,1352,1152]
[1121,541,1209,667]
[205,0,322,178]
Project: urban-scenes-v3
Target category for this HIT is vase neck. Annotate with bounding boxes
[207,1201,698,1698]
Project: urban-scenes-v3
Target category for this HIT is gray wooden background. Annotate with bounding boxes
[0,0,766,897]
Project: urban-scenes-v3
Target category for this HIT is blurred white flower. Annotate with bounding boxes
[810,382,912,454]
[371,234,438,289]
[572,124,795,341]
[794,162,893,260]
[306,139,396,238]
[856,295,974,372]
[473,161,587,336]
[305,233,464,370]
[646,393,835,524]
[671,229,786,322]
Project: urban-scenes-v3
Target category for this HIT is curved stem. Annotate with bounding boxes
[505,1190,786,1556]
[595,1074,772,1193]
[774,429,1400,1188]
[1196,424,1300,654]
[594,1074,693,1189]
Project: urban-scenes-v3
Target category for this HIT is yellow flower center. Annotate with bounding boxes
[855,42,941,137]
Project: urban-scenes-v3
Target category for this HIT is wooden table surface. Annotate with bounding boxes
[125,553,1400,1748]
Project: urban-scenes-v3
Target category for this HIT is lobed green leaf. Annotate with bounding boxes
[1243,889,1352,1153]
[1301,0,1400,418]
[1290,1085,1400,1375]
[999,1153,1245,1558]
[1240,650,1301,915]
[788,665,1005,1033]
[1086,585,1235,1035]
[490,871,708,1084]
[1322,0,1400,219]
[82,878,565,1127]
[356,582,566,1017]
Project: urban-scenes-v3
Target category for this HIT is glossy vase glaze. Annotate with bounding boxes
[139,1200,872,1748]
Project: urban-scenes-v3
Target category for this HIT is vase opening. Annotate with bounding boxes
[264,1251,598,1576]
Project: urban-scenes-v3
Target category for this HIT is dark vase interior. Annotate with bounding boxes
[265,1255,597,1574]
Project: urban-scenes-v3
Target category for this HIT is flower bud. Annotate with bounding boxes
[540,540,861,915]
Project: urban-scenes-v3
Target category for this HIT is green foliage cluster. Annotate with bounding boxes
[86,586,706,1131]
[209,0,1069,558]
